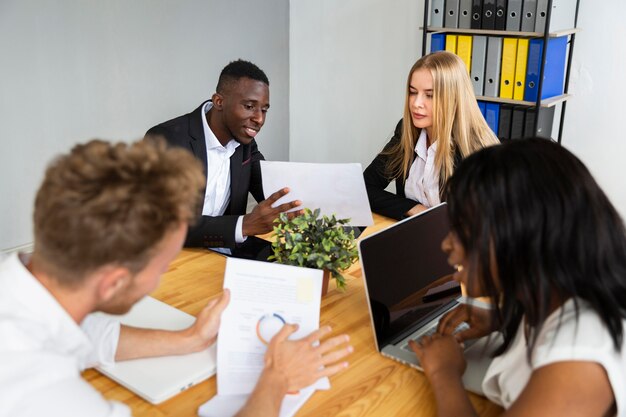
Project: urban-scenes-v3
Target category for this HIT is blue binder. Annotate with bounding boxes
[485,102,500,135]
[478,100,487,118]
[524,37,568,102]
[431,33,446,52]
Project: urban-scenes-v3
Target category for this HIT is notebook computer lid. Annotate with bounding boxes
[95,296,217,404]
[358,203,460,351]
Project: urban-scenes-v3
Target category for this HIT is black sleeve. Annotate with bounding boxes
[145,123,180,144]
[363,119,418,220]
[185,214,241,248]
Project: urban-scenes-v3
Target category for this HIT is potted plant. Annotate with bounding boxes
[269,208,359,295]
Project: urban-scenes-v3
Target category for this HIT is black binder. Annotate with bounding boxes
[495,0,507,30]
[471,0,483,29]
[482,0,496,30]
[498,104,513,140]
[523,107,555,139]
[510,106,526,140]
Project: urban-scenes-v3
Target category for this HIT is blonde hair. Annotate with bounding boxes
[33,138,205,286]
[385,51,499,191]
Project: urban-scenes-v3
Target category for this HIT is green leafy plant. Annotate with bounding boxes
[269,208,359,290]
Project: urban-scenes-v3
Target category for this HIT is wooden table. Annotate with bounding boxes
[85,214,503,417]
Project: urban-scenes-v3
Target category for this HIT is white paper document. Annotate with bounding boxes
[261,161,374,226]
[217,258,323,396]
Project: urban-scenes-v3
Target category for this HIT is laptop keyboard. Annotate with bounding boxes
[401,322,470,352]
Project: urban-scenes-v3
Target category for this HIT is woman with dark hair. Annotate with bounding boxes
[410,138,626,416]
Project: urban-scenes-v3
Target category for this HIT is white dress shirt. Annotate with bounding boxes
[201,102,245,243]
[404,129,441,208]
[0,253,129,417]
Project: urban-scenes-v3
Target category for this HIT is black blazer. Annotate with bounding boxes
[146,101,265,248]
[363,119,462,220]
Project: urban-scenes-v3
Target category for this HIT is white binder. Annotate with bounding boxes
[535,0,577,33]
[431,0,446,27]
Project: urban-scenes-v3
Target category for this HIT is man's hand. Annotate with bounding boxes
[180,289,230,353]
[115,290,230,361]
[242,188,302,237]
[264,324,353,393]
[234,325,352,417]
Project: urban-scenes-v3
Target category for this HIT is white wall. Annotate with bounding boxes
[290,0,626,219]
[3,0,624,251]
[289,0,422,165]
[563,0,626,218]
[0,0,289,250]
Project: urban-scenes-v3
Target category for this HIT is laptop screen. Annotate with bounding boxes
[359,204,460,348]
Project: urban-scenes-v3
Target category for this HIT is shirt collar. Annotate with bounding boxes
[201,101,240,152]
[414,129,437,160]
[0,253,94,359]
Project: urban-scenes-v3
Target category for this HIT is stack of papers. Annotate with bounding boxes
[198,258,329,417]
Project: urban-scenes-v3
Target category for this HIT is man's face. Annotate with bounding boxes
[98,223,187,315]
[218,77,270,146]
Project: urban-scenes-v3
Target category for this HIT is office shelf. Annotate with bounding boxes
[420,0,581,142]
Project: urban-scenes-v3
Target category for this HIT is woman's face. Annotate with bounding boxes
[441,231,497,297]
[409,68,434,131]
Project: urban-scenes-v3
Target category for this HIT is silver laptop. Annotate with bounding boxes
[94,296,217,404]
[359,203,496,394]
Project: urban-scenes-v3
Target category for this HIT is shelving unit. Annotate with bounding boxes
[475,93,571,107]
[423,27,580,38]
[420,0,581,143]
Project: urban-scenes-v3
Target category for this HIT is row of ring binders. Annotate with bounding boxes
[430,0,577,33]
[432,34,567,102]
[478,101,555,140]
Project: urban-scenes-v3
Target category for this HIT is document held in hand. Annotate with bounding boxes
[217,258,323,396]
[260,161,374,227]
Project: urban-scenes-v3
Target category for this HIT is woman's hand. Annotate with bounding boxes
[405,203,428,217]
[437,302,496,342]
[409,333,466,381]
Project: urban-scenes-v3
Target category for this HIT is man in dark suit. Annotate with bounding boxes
[146,60,299,249]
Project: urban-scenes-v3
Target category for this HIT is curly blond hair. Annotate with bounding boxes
[33,138,205,286]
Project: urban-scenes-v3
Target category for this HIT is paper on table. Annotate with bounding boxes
[217,258,323,396]
[260,161,374,226]
[198,385,319,417]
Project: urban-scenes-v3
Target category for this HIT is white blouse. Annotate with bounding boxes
[482,298,626,415]
[404,129,440,208]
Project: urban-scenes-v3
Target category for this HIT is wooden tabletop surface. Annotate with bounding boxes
[84,214,503,417]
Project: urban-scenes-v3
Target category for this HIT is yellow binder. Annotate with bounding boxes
[445,34,458,54]
[500,38,518,100]
[513,38,529,101]
[456,35,473,74]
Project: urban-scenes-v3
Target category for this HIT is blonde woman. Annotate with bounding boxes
[364,51,499,219]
